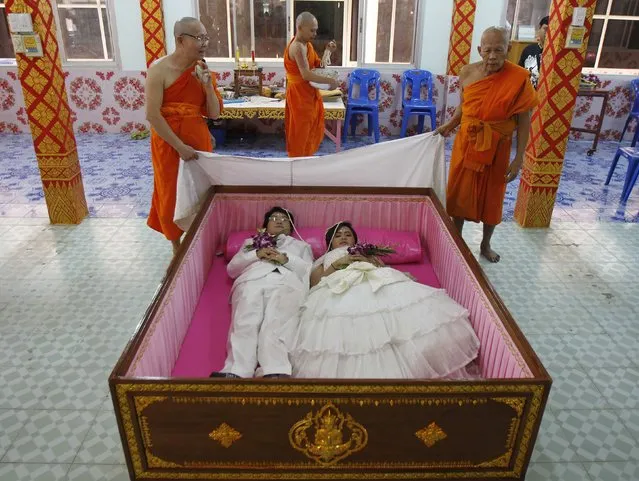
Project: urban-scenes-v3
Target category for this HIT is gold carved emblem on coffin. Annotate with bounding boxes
[209,423,242,448]
[289,403,368,466]
[415,422,448,447]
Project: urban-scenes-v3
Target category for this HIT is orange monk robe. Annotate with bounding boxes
[147,67,223,241]
[447,61,538,225]
[284,40,324,157]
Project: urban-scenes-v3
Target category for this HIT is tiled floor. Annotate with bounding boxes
[1,133,639,222]
[0,134,638,480]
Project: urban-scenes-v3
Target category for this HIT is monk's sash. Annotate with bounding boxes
[461,115,517,172]
[161,102,203,121]
[286,73,306,85]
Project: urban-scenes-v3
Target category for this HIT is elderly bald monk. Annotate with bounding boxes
[284,12,339,157]
[436,27,538,263]
[145,17,223,254]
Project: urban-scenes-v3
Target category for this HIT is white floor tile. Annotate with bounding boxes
[75,411,125,464]
[585,461,639,481]
[0,173,638,478]
[0,463,70,481]
[0,410,29,460]
[589,367,639,410]
[67,464,129,481]
[554,410,639,462]
[526,463,591,481]
[2,410,97,463]
[548,367,610,411]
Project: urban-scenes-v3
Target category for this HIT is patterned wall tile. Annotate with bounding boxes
[1,67,632,138]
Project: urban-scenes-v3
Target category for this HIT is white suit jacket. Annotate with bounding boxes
[227,235,314,294]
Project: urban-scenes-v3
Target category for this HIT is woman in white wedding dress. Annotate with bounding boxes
[290,222,481,379]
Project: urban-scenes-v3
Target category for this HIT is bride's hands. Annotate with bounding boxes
[331,254,371,270]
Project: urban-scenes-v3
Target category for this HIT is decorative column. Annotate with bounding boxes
[140,0,167,67]
[514,0,596,227]
[6,0,88,224]
[446,0,477,76]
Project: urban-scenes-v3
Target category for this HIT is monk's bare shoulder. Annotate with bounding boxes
[290,40,307,55]
[459,62,482,88]
[147,57,170,85]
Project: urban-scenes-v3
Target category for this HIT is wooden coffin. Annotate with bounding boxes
[110,186,551,481]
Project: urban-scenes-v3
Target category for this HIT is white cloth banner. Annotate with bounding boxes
[174,132,446,231]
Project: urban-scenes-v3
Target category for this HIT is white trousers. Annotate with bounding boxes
[223,271,302,377]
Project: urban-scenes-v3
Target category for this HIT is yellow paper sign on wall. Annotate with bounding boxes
[21,33,43,57]
[565,26,586,49]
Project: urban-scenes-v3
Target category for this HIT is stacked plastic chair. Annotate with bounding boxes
[400,69,437,137]
[605,79,639,202]
[606,147,639,202]
[343,69,381,143]
[619,78,639,146]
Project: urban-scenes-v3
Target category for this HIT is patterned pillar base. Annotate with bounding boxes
[7,0,88,224]
[514,0,596,228]
[446,0,477,76]
[140,0,167,68]
[39,152,88,223]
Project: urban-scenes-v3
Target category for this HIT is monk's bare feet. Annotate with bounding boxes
[480,242,500,263]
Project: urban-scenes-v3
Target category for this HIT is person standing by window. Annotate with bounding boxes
[518,16,549,89]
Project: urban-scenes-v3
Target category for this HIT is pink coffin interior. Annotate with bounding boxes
[125,193,535,380]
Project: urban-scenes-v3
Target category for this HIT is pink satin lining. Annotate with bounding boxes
[125,194,532,379]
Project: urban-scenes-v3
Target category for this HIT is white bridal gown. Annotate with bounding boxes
[290,246,481,379]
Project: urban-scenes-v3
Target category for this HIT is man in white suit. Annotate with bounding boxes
[211,207,313,379]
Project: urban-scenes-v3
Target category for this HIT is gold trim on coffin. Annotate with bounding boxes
[289,403,368,466]
[415,422,447,448]
[171,396,487,407]
[115,383,545,479]
[210,423,243,448]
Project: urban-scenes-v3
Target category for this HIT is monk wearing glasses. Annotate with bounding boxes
[145,17,223,254]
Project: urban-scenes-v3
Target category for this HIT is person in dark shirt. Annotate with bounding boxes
[518,16,549,89]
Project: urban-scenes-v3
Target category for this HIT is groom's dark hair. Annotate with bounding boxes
[262,206,295,229]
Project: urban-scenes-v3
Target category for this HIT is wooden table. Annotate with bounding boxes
[233,68,263,97]
[219,97,346,152]
[570,89,610,156]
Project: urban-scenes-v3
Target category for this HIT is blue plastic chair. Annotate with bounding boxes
[400,69,437,137]
[605,147,639,202]
[619,79,639,146]
[343,69,381,143]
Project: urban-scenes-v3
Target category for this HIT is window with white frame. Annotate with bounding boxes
[53,0,115,62]
[365,0,417,63]
[197,0,418,65]
[506,0,639,72]
[0,2,15,59]
[505,0,551,41]
[585,0,639,71]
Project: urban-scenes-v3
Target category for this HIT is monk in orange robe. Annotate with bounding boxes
[145,17,223,254]
[437,27,538,263]
[284,12,339,157]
